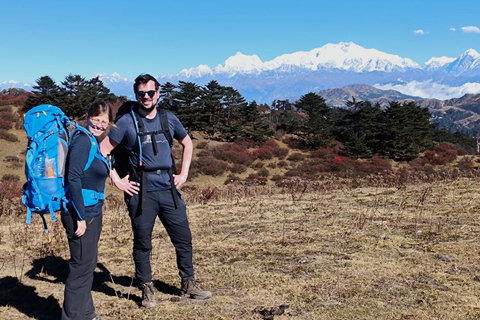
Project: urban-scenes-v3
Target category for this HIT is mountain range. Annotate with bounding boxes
[2,42,480,104]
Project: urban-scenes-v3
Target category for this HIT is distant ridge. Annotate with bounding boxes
[316,84,480,135]
[2,42,480,103]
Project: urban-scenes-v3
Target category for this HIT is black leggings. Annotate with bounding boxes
[61,212,102,320]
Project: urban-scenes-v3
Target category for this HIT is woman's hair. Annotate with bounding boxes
[133,74,160,93]
[87,101,113,122]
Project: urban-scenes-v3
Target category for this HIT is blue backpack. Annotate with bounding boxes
[22,104,103,231]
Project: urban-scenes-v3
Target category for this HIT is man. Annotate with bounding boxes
[100,74,211,308]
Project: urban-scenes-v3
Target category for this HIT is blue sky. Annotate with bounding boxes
[1,0,479,84]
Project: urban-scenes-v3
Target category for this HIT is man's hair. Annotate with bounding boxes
[133,74,160,93]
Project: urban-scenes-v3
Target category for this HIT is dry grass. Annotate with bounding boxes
[2,106,480,319]
[1,177,480,319]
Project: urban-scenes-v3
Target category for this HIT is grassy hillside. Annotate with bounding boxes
[2,176,480,319]
[2,105,480,319]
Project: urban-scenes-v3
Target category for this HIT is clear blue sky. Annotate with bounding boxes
[1,0,479,84]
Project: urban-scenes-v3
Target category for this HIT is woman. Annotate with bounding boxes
[61,101,112,320]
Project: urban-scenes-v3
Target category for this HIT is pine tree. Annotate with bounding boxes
[295,92,333,149]
[381,101,435,161]
[23,76,62,112]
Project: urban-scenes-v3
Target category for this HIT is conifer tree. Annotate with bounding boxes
[23,76,62,111]
[381,101,434,161]
[295,92,333,148]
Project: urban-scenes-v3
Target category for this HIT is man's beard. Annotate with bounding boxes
[139,101,157,112]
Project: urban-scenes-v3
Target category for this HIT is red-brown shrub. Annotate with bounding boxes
[329,155,355,172]
[224,174,241,185]
[193,157,228,176]
[309,148,335,160]
[282,136,303,149]
[196,141,209,149]
[252,162,264,168]
[0,179,22,200]
[0,106,13,112]
[272,147,289,159]
[245,175,267,185]
[277,160,289,167]
[0,129,19,142]
[230,163,247,174]
[256,167,270,177]
[287,152,305,162]
[196,149,211,158]
[425,144,458,165]
[213,144,254,165]
[1,174,20,182]
[262,139,279,149]
[267,162,277,169]
[252,146,274,160]
[0,118,12,130]
[353,156,392,176]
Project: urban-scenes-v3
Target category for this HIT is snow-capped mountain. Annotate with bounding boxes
[166,42,480,102]
[178,42,422,78]
[3,42,480,103]
[424,56,457,71]
[0,80,33,91]
[445,49,480,75]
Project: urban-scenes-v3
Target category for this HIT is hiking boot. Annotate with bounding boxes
[141,282,156,308]
[181,278,212,300]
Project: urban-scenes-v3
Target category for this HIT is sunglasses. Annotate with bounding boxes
[137,90,156,98]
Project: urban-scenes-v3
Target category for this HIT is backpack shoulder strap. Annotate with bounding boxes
[129,106,145,167]
[71,125,107,170]
[158,108,173,147]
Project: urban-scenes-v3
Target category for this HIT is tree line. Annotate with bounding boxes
[23,75,475,162]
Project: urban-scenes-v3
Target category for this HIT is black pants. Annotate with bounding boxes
[126,190,193,285]
[61,212,102,320]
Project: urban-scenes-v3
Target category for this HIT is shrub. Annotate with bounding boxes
[425,144,458,165]
[230,163,247,174]
[283,136,303,149]
[1,174,20,182]
[0,118,12,130]
[267,162,277,169]
[309,148,335,160]
[194,157,228,176]
[224,174,241,185]
[196,141,209,149]
[201,186,217,202]
[278,160,289,168]
[252,162,264,169]
[245,174,267,185]
[233,139,255,149]
[272,147,289,159]
[329,155,355,172]
[262,139,279,149]
[352,156,392,176]
[213,144,254,166]
[0,179,22,201]
[0,106,13,112]
[257,167,270,177]
[252,146,274,160]
[287,152,304,162]
[4,155,21,163]
[196,149,211,158]
[0,129,19,142]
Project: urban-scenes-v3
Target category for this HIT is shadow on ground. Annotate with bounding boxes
[0,255,183,318]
